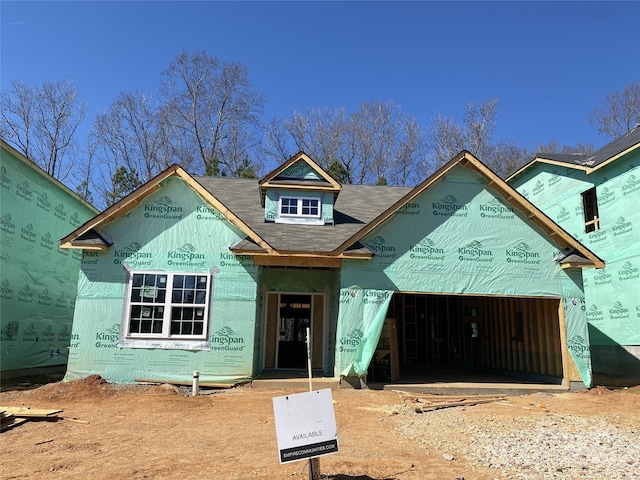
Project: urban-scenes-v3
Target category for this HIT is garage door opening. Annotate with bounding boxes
[370,293,564,384]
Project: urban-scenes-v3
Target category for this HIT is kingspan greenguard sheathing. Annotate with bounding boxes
[509,149,640,378]
[334,162,596,387]
[1,141,97,373]
[64,176,260,385]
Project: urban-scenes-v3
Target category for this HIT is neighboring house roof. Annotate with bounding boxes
[507,125,640,181]
[60,151,604,269]
[1,139,98,214]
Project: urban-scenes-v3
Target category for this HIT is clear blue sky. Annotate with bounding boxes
[2,1,639,155]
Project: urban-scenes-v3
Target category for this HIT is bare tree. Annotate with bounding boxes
[160,50,265,176]
[1,78,87,181]
[428,99,499,167]
[588,82,640,139]
[263,101,426,186]
[427,113,465,167]
[427,98,530,178]
[89,91,178,207]
[535,140,595,156]
[487,141,532,178]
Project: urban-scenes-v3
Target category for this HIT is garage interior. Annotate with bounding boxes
[369,293,565,385]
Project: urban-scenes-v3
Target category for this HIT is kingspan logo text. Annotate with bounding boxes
[16,181,32,201]
[479,199,514,217]
[196,205,225,220]
[339,329,364,352]
[145,202,182,214]
[458,240,493,262]
[618,261,639,281]
[37,193,51,211]
[432,195,468,217]
[586,304,603,320]
[409,242,444,255]
[168,251,205,262]
[96,325,120,348]
[114,250,152,260]
[409,238,445,261]
[144,196,183,219]
[366,236,396,258]
[568,335,590,358]
[506,242,540,264]
[211,327,245,351]
[168,243,206,266]
[114,242,152,265]
[96,331,119,343]
[622,174,640,195]
[609,301,629,318]
[612,217,632,236]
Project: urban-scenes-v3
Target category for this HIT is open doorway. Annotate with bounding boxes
[385,293,564,382]
[276,294,311,369]
[263,292,325,372]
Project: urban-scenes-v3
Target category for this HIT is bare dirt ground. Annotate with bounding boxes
[1,375,639,480]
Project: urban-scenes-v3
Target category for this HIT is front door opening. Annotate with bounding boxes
[277,294,311,369]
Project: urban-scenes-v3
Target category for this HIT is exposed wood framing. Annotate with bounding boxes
[251,256,343,268]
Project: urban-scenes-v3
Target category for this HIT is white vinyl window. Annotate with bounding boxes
[280,196,321,218]
[125,272,210,339]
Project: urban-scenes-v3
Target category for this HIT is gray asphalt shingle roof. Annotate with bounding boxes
[532,125,640,169]
[194,176,412,253]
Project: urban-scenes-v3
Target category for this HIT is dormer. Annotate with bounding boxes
[259,152,341,225]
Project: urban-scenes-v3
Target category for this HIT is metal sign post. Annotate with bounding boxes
[306,327,319,480]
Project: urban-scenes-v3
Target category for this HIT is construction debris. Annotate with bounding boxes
[400,394,507,413]
[0,406,63,432]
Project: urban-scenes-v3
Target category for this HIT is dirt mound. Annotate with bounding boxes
[582,385,613,395]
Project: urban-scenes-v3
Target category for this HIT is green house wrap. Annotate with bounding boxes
[336,288,393,376]
[508,127,640,383]
[60,151,604,388]
[1,140,97,373]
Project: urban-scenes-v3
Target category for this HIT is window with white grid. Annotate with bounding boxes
[279,196,321,219]
[125,272,210,339]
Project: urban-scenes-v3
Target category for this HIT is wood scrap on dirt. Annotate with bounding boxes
[399,393,507,413]
[0,406,63,432]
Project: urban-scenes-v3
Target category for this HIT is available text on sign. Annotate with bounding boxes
[272,389,339,464]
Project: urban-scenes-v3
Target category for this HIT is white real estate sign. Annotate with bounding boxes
[272,388,339,463]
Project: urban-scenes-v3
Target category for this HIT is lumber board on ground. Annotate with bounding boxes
[0,406,63,417]
[1,417,28,432]
[402,395,507,413]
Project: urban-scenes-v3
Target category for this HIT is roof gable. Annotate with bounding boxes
[258,152,341,205]
[335,151,604,269]
[60,165,273,252]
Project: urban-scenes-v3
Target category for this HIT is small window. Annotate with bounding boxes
[279,197,321,219]
[581,187,599,233]
[125,271,210,339]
